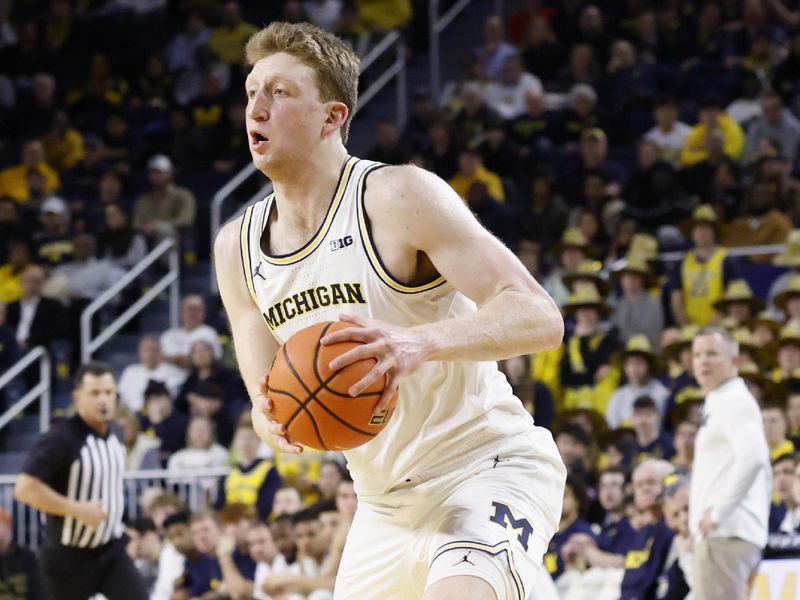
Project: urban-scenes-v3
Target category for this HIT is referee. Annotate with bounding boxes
[14,361,147,599]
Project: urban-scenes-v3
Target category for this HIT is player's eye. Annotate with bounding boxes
[274,88,286,96]
[246,89,256,99]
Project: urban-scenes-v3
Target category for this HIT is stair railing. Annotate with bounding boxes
[0,347,51,433]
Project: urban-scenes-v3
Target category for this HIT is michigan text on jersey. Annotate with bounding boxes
[263,283,366,330]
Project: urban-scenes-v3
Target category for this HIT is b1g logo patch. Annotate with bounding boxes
[369,408,392,426]
[489,501,533,551]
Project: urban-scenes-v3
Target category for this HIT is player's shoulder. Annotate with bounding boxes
[214,214,245,261]
[364,163,461,219]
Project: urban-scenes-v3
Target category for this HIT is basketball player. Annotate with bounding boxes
[215,22,567,599]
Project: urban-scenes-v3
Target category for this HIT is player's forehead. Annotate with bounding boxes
[246,52,318,88]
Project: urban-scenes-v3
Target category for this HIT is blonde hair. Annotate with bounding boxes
[245,22,360,143]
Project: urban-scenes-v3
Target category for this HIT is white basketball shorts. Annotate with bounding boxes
[334,426,566,599]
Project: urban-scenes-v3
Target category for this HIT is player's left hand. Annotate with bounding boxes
[322,313,432,412]
[698,508,717,537]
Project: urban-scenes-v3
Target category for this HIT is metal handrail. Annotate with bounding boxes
[429,0,506,102]
[0,347,51,433]
[208,30,409,292]
[81,238,180,363]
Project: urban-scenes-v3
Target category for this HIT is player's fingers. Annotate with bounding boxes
[349,358,392,396]
[338,313,370,327]
[277,437,303,454]
[321,326,372,346]
[374,378,399,413]
[328,341,384,370]
[267,419,286,436]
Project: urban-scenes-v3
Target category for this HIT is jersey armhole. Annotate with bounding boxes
[239,204,260,307]
[357,165,448,295]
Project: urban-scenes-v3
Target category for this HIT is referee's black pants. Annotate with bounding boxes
[40,539,147,600]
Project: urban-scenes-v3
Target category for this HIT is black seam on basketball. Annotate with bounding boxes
[280,344,329,449]
[312,322,335,388]
[312,323,384,399]
[308,394,377,438]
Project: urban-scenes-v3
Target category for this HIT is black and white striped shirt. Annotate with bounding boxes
[22,415,126,549]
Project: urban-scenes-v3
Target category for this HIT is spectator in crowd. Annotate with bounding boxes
[0,140,60,202]
[97,204,147,270]
[774,324,800,383]
[166,11,210,72]
[176,339,247,414]
[0,507,44,599]
[544,475,594,581]
[744,91,800,166]
[151,511,192,600]
[118,336,186,413]
[464,181,516,249]
[132,154,196,244]
[140,381,189,464]
[0,240,32,304]
[160,294,222,369]
[594,466,629,553]
[519,172,568,253]
[769,232,800,315]
[217,417,282,521]
[249,521,294,600]
[724,182,793,258]
[33,196,72,267]
[217,503,258,582]
[272,486,304,519]
[5,265,64,353]
[542,227,588,310]
[166,416,229,483]
[606,337,670,429]
[611,258,664,347]
[208,1,258,66]
[474,15,517,80]
[712,279,764,327]
[555,423,592,483]
[483,54,542,120]
[670,205,738,327]
[671,419,698,474]
[423,119,459,181]
[643,95,691,168]
[116,405,160,471]
[681,96,746,167]
[184,381,235,447]
[507,90,557,159]
[501,354,555,431]
[630,396,675,463]
[690,327,771,599]
[762,403,795,462]
[450,83,498,148]
[448,146,505,203]
[49,233,124,302]
[366,120,409,165]
[770,453,800,533]
[40,110,85,173]
[658,475,692,598]
[560,285,620,413]
[179,512,223,598]
[317,460,345,501]
[125,517,161,592]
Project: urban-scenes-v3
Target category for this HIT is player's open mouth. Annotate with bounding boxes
[250,131,269,149]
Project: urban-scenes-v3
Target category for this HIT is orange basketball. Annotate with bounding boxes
[267,321,398,451]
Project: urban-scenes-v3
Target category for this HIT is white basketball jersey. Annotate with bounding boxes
[240,156,534,496]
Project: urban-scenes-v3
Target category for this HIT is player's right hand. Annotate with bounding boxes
[255,374,303,454]
[74,500,106,529]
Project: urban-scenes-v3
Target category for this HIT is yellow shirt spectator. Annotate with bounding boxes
[680,113,745,166]
[209,22,258,65]
[42,125,85,173]
[0,141,60,202]
[0,265,24,304]
[449,161,506,203]
[357,0,412,31]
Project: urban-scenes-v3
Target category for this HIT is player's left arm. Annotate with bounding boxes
[323,165,564,410]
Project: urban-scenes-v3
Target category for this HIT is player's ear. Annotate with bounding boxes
[322,101,348,136]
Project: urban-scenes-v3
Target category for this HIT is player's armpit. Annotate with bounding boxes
[362,165,564,360]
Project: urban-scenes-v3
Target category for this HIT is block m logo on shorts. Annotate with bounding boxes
[489,501,533,551]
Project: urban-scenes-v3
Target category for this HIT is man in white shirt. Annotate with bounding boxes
[160,294,222,369]
[690,327,771,600]
[483,54,543,120]
[150,511,191,600]
[118,335,186,412]
[643,95,691,168]
[249,522,303,600]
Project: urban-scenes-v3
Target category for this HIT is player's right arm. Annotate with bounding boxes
[214,217,302,454]
[14,474,106,528]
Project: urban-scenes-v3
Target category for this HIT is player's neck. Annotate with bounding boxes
[271,146,349,232]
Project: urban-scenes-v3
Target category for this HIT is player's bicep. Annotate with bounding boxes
[382,167,546,306]
[214,219,279,400]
